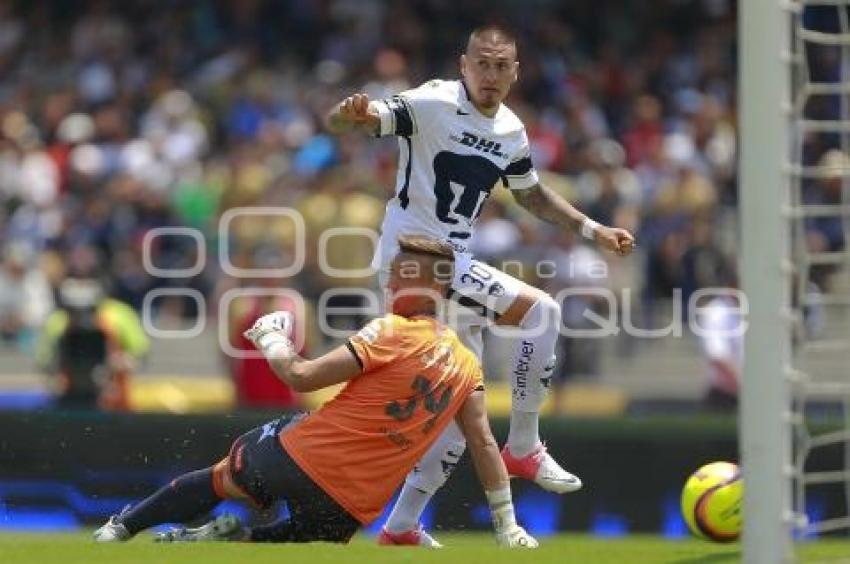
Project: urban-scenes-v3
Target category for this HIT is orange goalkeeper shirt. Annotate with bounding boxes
[279,313,483,524]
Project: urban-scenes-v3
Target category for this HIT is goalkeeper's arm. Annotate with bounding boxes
[455,390,539,548]
[265,344,361,393]
[244,312,362,393]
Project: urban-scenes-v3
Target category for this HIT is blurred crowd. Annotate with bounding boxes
[0,0,846,408]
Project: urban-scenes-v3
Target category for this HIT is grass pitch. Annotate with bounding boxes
[0,531,848,563]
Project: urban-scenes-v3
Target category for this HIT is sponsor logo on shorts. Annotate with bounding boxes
[487,282,505,297]
[257,422,278,443]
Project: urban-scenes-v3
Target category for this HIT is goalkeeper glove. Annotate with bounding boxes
[243,311,294,359]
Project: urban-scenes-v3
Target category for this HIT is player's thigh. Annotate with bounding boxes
[232,417,359,542]
[449,254,541,327]
[223,414,308,508]
[263,443,359,542]
[286,494,360,543]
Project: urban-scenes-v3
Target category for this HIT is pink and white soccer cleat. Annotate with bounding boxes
[377,525,443,548]
[501,444,583,494]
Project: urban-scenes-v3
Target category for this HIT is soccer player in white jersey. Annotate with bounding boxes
[326,24,635,546]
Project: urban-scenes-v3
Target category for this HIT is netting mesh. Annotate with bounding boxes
[787,0,850,539]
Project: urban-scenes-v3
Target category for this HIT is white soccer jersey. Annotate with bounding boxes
[371,79,539,269]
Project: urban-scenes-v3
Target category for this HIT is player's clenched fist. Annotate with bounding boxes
[594,225,636,257]
[244,310,293,343]
[495,525,539,548]
[340,93,372,121]
[243,311,294,357]
[327,93,380,133]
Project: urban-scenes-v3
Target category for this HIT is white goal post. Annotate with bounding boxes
[739,0,794,563]
[741,1,850,562]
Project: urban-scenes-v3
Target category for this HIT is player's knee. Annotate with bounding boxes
[520,292,560,333]
[539,293,561,324]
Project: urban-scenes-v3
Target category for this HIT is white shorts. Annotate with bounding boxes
[377,250,526,360]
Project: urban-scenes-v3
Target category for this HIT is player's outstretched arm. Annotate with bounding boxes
[456,390,539,548]
[456,390,507,490]
[512,182,636,256]
[243,311,362,392]
[325,93,381,135]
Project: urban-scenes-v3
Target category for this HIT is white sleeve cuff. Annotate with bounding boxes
[372,101,394,137]
[505,169,539,190]
[581,217,600,240]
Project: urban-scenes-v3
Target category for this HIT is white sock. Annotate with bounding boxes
[507,296,559,456]
[384,485,431,533]
[507,410,541,457]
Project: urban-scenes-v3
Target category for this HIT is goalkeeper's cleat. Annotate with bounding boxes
[154,514,245,543]
[501,443,582,494]
[377,525,443,548]
[154,526,191,543]
[93,515,132,543]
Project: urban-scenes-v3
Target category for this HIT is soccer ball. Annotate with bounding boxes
[680,461,743,542]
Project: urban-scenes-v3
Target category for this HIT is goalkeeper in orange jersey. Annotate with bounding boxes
[93,235,537,548]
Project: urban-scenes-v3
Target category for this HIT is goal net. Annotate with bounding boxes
[741,1,850,562]
[787,0,850,543]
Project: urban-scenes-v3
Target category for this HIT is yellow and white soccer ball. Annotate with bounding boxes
[681,461,743,542]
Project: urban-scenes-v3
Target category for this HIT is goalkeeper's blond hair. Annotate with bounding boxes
[397,234,455,261]
[396,235,454,285]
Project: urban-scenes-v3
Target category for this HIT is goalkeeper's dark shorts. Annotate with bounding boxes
[226,414,359,543]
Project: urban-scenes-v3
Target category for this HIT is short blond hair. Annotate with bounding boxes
[397,234,455,261]
[395,235,454,285]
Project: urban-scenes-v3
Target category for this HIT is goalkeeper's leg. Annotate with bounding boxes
[94,466,223,541]
[151,415,359,545]
[94,419,278,542]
